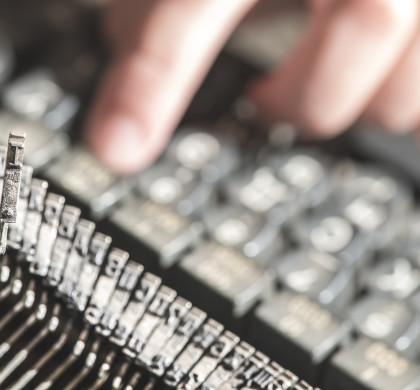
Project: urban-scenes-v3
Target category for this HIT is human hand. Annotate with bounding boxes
[84,0,420,175]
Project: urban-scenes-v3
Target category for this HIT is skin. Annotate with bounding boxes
[84,0,420,175]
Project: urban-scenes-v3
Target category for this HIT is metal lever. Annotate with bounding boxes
[0,132,26,254]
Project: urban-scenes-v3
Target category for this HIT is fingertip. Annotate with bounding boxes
[85,114,158,175]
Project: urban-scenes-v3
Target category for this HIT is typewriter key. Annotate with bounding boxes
[249,290,351,383]
[2,69,79,131]
[324,337,420,390]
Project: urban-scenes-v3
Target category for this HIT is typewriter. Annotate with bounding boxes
[1,1,420,389]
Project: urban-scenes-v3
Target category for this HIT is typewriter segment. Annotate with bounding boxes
[2,2,420,388]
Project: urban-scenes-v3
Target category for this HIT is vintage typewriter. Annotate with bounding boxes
[1,1,420,389]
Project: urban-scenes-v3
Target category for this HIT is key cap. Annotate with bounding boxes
[0,35,12,86]
[350,294,420,359]
[336,163,412,250]
[225,166,299,227]
[43,146,132,218]
[248,290,351,383]
[177,241,274,320]
[324,337,420,390]
[165,128,239,184]
[265,148,333,211]
[292,207,372,270]
[138,161,214,217]
[367,256,420,299]
[2,69,79,131]
[0,111,69,171]
[202,204,282,267]
[109,195,203,270]
[277,248,357,314]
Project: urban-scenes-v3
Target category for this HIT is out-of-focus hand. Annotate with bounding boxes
[85,0,420,175]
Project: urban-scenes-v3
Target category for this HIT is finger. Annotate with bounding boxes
[250,0,419,137]
[86,0,256,174]
[366,24,420,132]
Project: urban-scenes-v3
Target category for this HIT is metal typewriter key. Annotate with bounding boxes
[349,294,420,359]
[0,35,13,86]
[220,351,270,390]
[367,255,420,299]
[123,285,177,358]
[265,148,333,211]
[201,341,255,390]
[97,260,144,337]
[324,337,420,390]
[110,272,162,347]
[2,68,80,131]
[72,232,112,311]
[163,317,222,387]
[47,205,81,286]
[0,132,25,254]
[165,128,240,185]
[44,146,132,217]
[248,290,351,383]
[276,248,357,314]
[225,166,299,227]
[85,248,129,325]
[109,195,203,270]
[29,192,65,276]
[20,178,48,261]
[138,159,214,218]
[292,206,372,271]
[177,241,275,320]
[7,165,33,250]
[57,218,95,300]
[202,204,282,267]
[138,297,191,371]
[0,112,69,171]
[336,164,413,251]
[177,330,240,389]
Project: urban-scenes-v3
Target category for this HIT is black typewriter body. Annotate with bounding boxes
[1,1,420,390]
